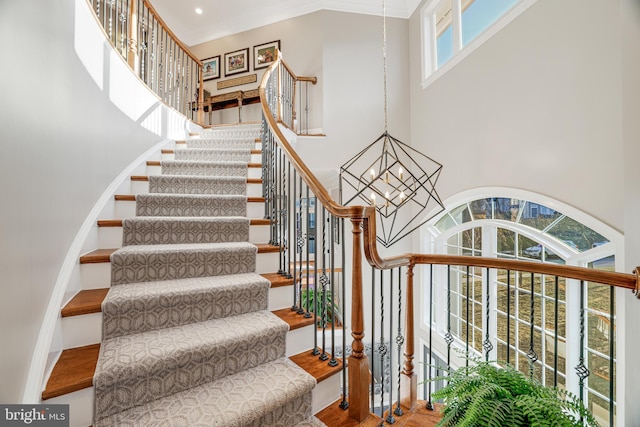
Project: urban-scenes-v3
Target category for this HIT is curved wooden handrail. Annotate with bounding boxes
[259,53,640,291]
[142,0,203,66]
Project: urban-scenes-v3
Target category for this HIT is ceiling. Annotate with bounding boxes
[148,0,423,47]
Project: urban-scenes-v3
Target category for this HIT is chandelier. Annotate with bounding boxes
[339,0,444,247]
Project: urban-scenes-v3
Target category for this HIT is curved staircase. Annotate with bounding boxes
[43,123,339,426]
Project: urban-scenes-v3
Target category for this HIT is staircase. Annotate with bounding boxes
[42,123,341,426]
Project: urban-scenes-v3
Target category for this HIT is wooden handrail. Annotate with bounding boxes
[296,76,318,85]
[141,0,203,66]
[258,52,640,422]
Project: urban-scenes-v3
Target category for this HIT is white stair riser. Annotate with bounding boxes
[61,302,304,356]
[286,324,315,357]
[62,313,102,349]
[160,153,262,163]
[247,167,261,179]
[313,375,341,414]
[269,285,294,311]
[80,251,280,290]
[45,388,93,427]
[97,224,269,249]
[112,197,264,220]
[249,225,270,243]
[80,263,111,290]
[97,227,122,248]
[131,180,149,195]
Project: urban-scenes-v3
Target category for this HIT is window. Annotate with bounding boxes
[421,0,538,86]
[423,193,620,426]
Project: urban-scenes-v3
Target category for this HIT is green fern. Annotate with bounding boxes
[428,353,600,427]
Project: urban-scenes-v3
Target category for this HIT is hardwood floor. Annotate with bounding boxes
[317,400,443,427]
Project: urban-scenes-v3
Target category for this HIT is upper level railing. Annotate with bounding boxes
[87,0,204,124]
[259,51,640,426]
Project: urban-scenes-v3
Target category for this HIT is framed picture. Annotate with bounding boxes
[202,56,220,80]
[253,40,280,70]
[224,48,249,77]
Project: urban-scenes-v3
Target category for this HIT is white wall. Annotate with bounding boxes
[409,0,624,233]
[0,0,190,402]
[190,12,324,130]
[409,0,640,422]
[621,0,640,423]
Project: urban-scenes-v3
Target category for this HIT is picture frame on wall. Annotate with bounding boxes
[253,40,280,70]
[202,56,221,80]
[224,48,249,77]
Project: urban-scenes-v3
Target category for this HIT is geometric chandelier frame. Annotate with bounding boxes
[339,131,444,247]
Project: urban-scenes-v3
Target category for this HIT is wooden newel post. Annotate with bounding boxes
[348,218,371,422]
[400,264,417,410]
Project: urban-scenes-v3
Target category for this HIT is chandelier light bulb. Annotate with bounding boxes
[370,168,376,181]
[398,167,403,180]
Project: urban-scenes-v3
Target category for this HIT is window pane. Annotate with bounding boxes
[518,202,562,231]
[436,25,454,68]
[546,215,608,252]
[461,0,519,45]
[435,0,454,69]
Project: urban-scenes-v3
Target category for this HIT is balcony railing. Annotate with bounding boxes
[87,0,205,124]
[259,51,640,426]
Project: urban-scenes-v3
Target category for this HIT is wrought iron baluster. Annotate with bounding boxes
[319,207,329,361]
[386,269,395,424]
[394,267,404,417]
[483,267,493,361]
[445,265,453,371]
[311,193,319,355]
[286,162,292,279]
[426,264,434,411]
[296,176,304,316]
[526,272,538,379]
[466,266,470,366]
[554,275,559,387]
[609,285,615,427]
[291,168,299,311]
[506,270,512,365]
[304,185,311,319]
[378,269,387,419]
[370,266,376,413]
[575,280,589,403]
[329,213,338,367]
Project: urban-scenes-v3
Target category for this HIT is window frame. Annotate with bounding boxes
[420,0,540,89]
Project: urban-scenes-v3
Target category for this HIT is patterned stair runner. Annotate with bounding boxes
[94,124,324,426]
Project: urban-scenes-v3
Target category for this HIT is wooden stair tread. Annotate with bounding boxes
[161,149,262,154]
[60,273,292,318]
[114,195,265,203]
[79,248,117,264]
[261,272,294,288]
[272,308,315,330]
[46,310,319,399]
[147,161,261,167]
[42,344,100,400]
[316,400,383,427]
[62,289,109,317]
[290,350,343,383]
[80,244,280,264]
[97,218,271,227]
[254,243,282,253]
[130,176,263,184]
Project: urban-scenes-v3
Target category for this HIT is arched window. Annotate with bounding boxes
[420,192,620,426]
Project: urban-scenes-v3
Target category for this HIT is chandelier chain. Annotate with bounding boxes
[383,0,388,132]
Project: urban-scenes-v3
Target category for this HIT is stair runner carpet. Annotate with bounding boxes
[93,123,325,427]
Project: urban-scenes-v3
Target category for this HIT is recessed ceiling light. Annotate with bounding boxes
[195,8,203,15]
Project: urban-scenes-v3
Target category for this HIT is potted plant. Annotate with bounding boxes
[300,287,342,328]
[430,354,600,427]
